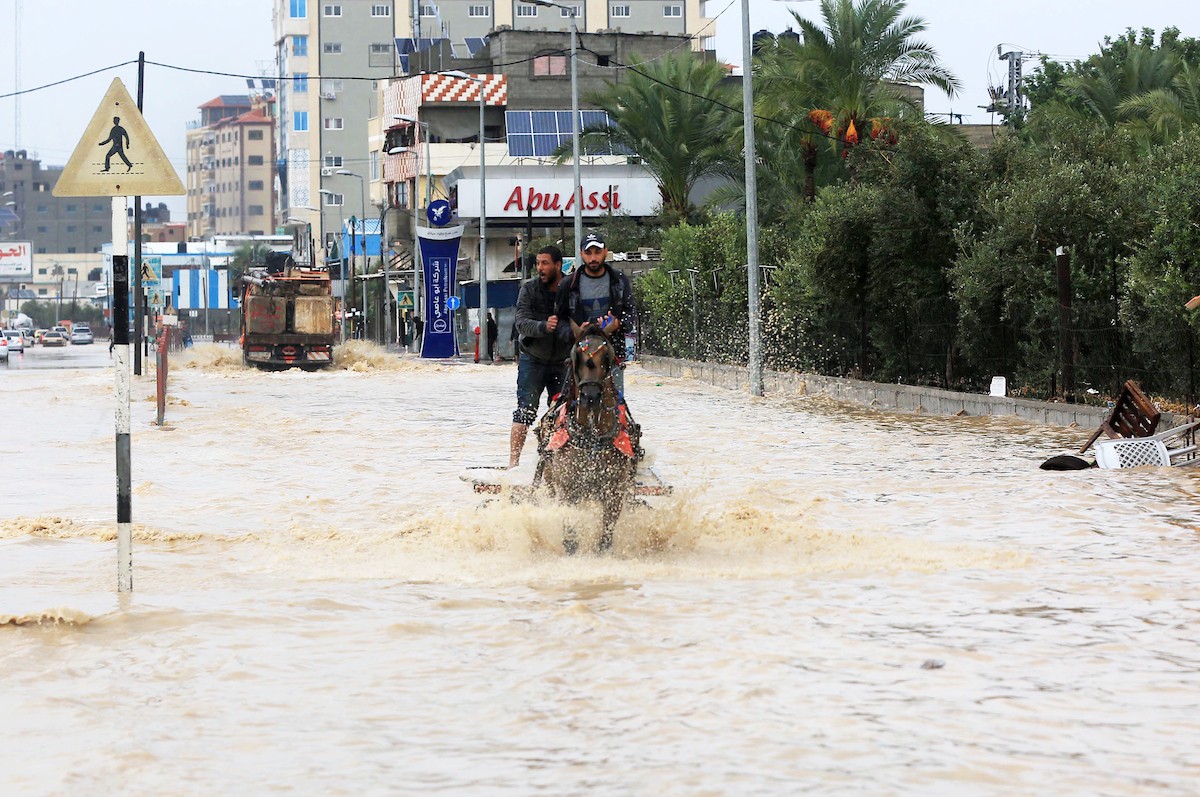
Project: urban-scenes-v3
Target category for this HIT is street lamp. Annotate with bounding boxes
[529,0,582,261]
[319,188,347,342]
[336,169,371,343]
[440,70,488,351]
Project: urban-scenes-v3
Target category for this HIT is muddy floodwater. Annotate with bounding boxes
[3,342,1199,795]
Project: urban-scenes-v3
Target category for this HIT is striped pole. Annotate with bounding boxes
[112,196,132,592]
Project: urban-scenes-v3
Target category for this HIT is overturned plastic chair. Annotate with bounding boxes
[1094,420,1200,469]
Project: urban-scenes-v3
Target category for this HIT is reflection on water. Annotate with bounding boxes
[2,343,1199,795]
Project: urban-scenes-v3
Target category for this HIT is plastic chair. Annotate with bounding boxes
[1094,420,1200,468]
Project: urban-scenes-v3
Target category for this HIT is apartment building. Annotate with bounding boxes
[0,149,111,255]
[185,95,277,239]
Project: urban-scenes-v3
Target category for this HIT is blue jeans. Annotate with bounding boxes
[513,353,566,425]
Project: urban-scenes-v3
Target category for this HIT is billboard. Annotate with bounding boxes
[0,242,33,279]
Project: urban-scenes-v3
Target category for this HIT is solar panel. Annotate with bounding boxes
[504,110,622,157]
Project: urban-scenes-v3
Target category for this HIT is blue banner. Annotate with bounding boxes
[418,225,463,358]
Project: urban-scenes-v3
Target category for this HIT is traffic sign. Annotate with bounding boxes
[140,256,161,287]
[53,78,185,197]
[446,296,461,311]
[398,292,413,309]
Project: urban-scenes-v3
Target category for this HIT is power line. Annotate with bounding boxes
[0,60,135,100]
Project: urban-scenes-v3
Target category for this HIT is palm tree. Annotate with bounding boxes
[755,0,959,201]
[1120,61,1200,142]
[567,52,740,220]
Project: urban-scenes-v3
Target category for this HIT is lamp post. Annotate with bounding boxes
[441,70,488,349]
[336,169,371,342]
[319,189,347,342]
[530,0,582,260]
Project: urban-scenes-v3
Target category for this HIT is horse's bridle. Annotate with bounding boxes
[569,328,620,442]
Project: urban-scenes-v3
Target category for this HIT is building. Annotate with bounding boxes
[376,28,703,297]
[185,95,278,239]
[272,0,716,264]
[0,149,111,255]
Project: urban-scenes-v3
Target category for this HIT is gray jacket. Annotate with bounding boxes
[514,276,573,364]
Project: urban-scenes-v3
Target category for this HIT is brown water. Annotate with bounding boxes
[3,343,1199,795]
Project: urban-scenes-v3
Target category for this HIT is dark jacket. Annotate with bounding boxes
[514,276,573,364]
[555,263,634,353]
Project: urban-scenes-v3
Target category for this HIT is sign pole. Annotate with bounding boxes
[133,51,145,376]
[112,196,133,593]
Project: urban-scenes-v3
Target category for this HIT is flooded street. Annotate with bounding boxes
[3,343,1199,795]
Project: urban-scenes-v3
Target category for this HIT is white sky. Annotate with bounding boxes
[5,0,1200,217]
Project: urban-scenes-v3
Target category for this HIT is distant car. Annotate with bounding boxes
[20,329,35,347]
[42,331,68,347]
[34,329,48,344]
[0,334,8,362]
[52,325,70,338]
[70,327,95,345]
[2,330,24,353]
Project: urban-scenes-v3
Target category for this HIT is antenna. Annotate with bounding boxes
[14,0,21,147]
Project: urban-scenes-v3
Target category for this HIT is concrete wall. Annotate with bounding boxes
[639,355,1191,430]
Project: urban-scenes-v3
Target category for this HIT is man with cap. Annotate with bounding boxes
[509,244,573,468]
[555,230,634,394]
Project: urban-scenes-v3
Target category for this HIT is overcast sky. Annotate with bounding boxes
[5,0,1200,217]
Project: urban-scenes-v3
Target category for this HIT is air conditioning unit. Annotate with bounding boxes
[320,167,335,177]
[322,91,337,100]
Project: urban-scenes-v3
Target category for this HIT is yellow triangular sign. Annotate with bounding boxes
[53,78,184,197]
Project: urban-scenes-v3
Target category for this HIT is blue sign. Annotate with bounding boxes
[446,296,461,311]
[426,199,452,227]
[418,224,464,359]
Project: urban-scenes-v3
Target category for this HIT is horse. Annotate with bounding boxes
[533,320,641,554]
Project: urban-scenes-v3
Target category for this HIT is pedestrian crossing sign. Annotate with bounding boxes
[140,256,161,285]
[53,78,185,197]
[398,292,413,309]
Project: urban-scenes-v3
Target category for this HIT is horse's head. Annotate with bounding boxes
[569,319,619,433]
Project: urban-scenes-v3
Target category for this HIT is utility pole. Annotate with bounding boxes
[1056,246,1074,401]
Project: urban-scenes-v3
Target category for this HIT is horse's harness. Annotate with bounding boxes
[542,327,636,458]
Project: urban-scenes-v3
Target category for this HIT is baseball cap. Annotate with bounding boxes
[581,231,606,250]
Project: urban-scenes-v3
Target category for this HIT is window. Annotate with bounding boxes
[369,151,380,181]
[371,4,391,15]
[516,3,537,16]
[468,4,489,16]
[323,4,342,16]
[249,180,265,191]
[248,155,265,165]
[663,4,681,17]
[323,42,342,54]
[370,43,391,53]
[293,35,308,56]
[290,0,307,17]
[92,225,103,233]
[36,204,47,213]
[294,111,309,132]
[561,5,579,16]
[321,79,345,94]
[293,73,308,92]
[66,225,77,232]
[611,4,630,17]
[67,247,77,254]
[36,225,47,233]
[66,204,77,212]
[248,130,264,140]
[324,155,344,168]
[323,192,345,206]
[248,206,265,216]
[533,55,567,76]
[419,4,436,15]
[324,117,344,130]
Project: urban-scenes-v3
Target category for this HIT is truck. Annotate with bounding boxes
[240,252,335,369]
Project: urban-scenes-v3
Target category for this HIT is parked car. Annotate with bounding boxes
[70,327,95,345]
[0,334,8,362]
[41,331,68,347]
[2,329,24,353]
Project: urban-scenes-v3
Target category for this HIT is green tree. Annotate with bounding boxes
[571,52,740,221]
